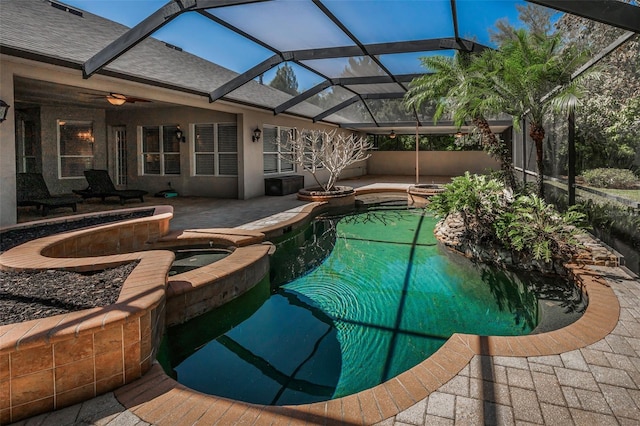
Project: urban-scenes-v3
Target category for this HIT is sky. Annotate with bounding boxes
[61,0,536,91]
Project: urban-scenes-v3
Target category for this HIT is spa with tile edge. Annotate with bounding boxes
[0,206,274,423]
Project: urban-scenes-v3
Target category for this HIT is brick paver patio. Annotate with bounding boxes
[383,265,640,425]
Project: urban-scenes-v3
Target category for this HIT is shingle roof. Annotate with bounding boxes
[0,0,326,118]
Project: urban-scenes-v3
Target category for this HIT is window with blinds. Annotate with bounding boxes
[263,125,294,175]
[193,123,238,176]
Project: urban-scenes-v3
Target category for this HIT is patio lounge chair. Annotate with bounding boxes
[16,173,80,216]
[74,169,148,205]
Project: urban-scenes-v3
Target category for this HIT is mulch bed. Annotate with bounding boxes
[0,210,155,326]
[0,209,154,252]
[0,262,137,326]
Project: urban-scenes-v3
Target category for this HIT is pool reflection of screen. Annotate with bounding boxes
[159,206,586,406]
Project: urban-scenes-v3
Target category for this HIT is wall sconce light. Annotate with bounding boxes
[252,127,261,143]
[389,130,396,139]
[0,100,10,122]
[455,131,465,138]
[175,125,186,143]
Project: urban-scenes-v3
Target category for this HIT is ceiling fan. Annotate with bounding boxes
[79,91,151,106]
[105,93,150,106]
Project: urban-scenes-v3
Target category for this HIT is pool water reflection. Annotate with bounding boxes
[158,207,585,405]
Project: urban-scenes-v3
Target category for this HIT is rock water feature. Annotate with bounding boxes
[434,212,619,275]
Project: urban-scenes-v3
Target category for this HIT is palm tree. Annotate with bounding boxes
[404,53,517,190]
[476,29,590,197]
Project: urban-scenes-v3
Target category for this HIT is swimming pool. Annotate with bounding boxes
[158,206,585,405]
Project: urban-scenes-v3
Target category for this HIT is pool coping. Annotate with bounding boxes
[0,189,621,424]
[118,189,620,425]
[0,207,176,423]
[112,263,618,426]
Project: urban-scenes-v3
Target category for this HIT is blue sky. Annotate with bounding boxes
[62,0,539,91]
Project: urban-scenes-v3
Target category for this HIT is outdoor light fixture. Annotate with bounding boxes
[252,127,261,143]
[389,130,396,139]
[106,93,127,106]
[455,131,466,138]
[175,125,186,143]
[0,100,10,122]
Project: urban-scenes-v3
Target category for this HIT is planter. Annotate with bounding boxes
[297,185,356,207]
[407,184,446,195]
[407,184,446,207]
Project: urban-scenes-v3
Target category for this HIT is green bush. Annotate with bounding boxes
[581,168,639,189]
[429,172,504,218]
[495,195,586,262]
[430,173,586,262]
[575,199,640,248]
[430,172,506,242]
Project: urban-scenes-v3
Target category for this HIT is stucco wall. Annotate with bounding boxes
[107,106,239,198]
[106,106,363,200]
[0,55,369,225]
[0,65,16,226]
[239,109,366,199]
[40,106,107,195]
[368,151,500,177]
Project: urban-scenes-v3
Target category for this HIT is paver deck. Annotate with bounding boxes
[7,176,640,425]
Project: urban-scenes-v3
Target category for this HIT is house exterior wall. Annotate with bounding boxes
[368,151,500,177]
[0,62,16,226]
[0,55,369,225]
[106,105,362,200]
[40,106,107,195]
[107,106,239,198]
[239,109,366,199]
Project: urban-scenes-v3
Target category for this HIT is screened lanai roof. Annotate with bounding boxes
[5,0,640,134]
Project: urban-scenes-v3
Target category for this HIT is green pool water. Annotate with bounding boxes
[158,207,584,406]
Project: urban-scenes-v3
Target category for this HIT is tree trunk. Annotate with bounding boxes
[529,122,546,198]
[325,174,337,192]
[472,117,517,191]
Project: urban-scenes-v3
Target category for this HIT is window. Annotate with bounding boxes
[193,123,238,176]
[141,125,180,175]
[57,120,94,178]
[17,119,38,173]
[263,125,294,174]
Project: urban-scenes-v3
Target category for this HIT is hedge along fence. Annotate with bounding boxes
[581,168,639,190]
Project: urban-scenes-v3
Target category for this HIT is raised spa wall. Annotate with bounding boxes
[0,206,273,424]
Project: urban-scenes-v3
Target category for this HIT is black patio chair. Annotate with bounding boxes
[16,173,80,216]
[74,169,147,205]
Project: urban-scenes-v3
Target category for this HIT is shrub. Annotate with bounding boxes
[430,173,586,263]
[429,172,505,217]
[495,195,586,262]
[581,168,639,189]
[430,172,507,242]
